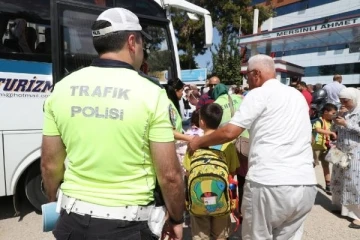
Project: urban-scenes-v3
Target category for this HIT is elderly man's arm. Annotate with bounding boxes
[150,141,184,222]
[189,123,244,152]
[41,136,66,202]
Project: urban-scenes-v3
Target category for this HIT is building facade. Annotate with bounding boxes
[241,0,360,86]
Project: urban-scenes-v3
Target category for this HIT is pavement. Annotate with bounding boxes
[0,165,359,240]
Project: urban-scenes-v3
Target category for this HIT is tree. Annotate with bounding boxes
[190,0,273,84]
[171,1,273,74]
[179,54,198,69]
[191,0,273,36]
[211,34,242,85]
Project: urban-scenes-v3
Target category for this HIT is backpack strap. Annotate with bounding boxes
[228,94,235,117]
[320,118,330,147]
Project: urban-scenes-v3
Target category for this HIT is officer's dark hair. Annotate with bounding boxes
[199,103,223,129]
[165,78,184,115]
[91,20,142,55]
[321,103,338,113]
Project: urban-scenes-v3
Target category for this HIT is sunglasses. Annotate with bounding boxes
[244,69,258,80]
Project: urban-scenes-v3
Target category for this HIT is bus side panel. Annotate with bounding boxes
[0,59,52,131]
[0,132,6,197]
[3,131,42,195]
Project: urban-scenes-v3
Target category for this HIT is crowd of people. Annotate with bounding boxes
[287,73,360,231]
[40,7,359,240]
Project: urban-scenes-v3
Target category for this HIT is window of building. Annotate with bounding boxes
[251,0,266,6]
[308,0,338,8]
[272,43,348,57]
[304,62,360,77]
[274,0,339,17]
[275,1,309,16]
[274,9,360,30]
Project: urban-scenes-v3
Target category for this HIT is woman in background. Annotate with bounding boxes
[164,78,194,173]
[332,87,360,229]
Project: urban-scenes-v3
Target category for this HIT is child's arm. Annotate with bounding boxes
[314,128,337,139]
[174,130,194,142]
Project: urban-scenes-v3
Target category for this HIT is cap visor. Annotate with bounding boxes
[141,30,152,41]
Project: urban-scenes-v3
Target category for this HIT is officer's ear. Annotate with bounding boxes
[127,33,137,53]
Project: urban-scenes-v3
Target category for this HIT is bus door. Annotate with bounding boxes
[51,0,106,84]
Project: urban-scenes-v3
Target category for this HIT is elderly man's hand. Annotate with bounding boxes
[339,106,348,114]
[187,135,201,155]
[334,116,347,127]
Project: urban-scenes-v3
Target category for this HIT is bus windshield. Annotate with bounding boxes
[60,7,172,82]
[0,0,175,84]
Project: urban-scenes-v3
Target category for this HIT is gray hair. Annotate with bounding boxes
[248,54,275,73]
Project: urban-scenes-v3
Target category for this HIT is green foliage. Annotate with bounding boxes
[172,0,273,76]
[190,0,273,36]
[148,50,172,72]
[192,0,273,82]
[211,33,242,85]
[179,54,198,69]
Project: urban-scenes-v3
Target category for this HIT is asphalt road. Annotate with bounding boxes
[0,166,359,240]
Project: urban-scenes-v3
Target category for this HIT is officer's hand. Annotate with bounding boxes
[162,222,183,240]
[187,135,201,155]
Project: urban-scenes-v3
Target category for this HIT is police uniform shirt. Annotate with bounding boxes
[43,59,174,206]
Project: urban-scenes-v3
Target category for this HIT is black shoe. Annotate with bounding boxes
[331,209,341,214]
[325,186,332,195]
[348,222,360,229]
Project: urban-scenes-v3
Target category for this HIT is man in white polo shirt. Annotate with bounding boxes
[323,74,346,107]
[189,54,317,240]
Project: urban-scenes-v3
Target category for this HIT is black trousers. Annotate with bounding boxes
[53,209,158,240]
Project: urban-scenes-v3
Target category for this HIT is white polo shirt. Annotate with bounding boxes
[323,81,346,104]
[230,79,316,185]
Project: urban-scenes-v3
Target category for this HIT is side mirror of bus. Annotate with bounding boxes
[187,12,199,21]
[204,14,213,48]
[186,12,213,48]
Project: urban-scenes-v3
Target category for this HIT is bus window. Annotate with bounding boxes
[59,8,99,76]
[72,0,113,7]
[142,23,173,83]
[57,5,175,82]
[115,0,166,18]
[94,0,107,7]
[0,0,51,62]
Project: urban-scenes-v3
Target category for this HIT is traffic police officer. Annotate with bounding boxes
[41,8,184,240]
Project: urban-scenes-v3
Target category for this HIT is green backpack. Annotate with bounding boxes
[187,145,231,217]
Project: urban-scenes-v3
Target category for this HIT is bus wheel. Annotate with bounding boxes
[24,162,48,211]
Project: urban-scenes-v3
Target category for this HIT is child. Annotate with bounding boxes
[183,103,239,240]
[312,103,338,194]
[176,110,204,174]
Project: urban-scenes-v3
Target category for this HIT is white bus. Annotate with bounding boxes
[0,0,213,211]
